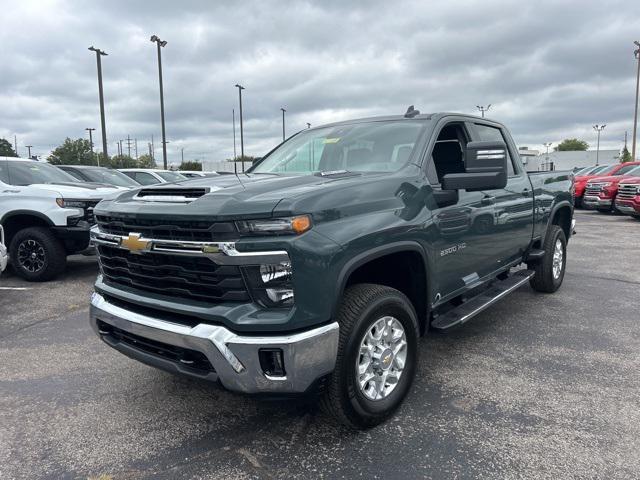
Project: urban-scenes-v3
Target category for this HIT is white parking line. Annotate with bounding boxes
[0,287,32,291]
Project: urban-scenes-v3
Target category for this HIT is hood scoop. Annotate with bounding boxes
[134,187,212,203]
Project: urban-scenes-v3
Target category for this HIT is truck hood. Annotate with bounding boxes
[29,182,124,200]
[95,172,391,220]
[586,175,627,185]
[617,176,640,185]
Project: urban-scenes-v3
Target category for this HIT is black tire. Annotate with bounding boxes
[528,225,566,293]
[320,284,419,429]
[9,227,67,281]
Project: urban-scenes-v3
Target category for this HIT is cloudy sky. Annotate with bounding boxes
[1,0,640,164]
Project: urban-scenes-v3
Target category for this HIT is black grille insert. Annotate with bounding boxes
[95,215,237,242]
[98,245,250,303]
[136,187,209,198]
[97,320,214,373]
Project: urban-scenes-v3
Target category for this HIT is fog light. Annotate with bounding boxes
[243,262,294,308]
[259,348,286,377]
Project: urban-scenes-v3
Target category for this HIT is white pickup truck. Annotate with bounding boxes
[0,157,121,281]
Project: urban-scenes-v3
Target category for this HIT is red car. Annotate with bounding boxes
[615,176,640,219]
[574,162,640,207]
[583,165,640,212]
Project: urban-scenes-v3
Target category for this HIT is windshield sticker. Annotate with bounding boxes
[323,138,340,144]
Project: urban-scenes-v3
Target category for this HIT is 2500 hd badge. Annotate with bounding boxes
[440,242,467,256]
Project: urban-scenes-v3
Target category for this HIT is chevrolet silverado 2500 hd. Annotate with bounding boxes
[90,112,574,428]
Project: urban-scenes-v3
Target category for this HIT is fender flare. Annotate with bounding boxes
[546,200,573,236]
[1,210,55,227]
[332,240,431,318]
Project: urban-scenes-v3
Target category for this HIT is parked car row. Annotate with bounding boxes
[0,156,221,280]
[573,162,640,220]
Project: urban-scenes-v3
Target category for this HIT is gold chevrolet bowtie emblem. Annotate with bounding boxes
[120,233,151,253]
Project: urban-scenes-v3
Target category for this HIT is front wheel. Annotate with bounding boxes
[9,227,67,281]
[320,284,419,429]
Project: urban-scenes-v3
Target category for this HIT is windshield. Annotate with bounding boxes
[613,164,640,175]
[84,168,140,187]
[6,161,79,186]
[252,120,426,174]
[157,171,186,182]
[592,164,614,175]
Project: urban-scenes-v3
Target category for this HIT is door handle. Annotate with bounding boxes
[481,196,495,205]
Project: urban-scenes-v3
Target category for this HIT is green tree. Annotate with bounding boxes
[109,154,137,169]
[48,138,96,165]
[179,160,202,171]
[137,154,157,169]
[0,138,18,157]
[620,146,632,163]
[554,138,589,151]
[225,155,257,163]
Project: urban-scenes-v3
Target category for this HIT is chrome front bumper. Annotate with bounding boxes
[583,195,612,208]
[90,293,339,394]
[615,203,639,214]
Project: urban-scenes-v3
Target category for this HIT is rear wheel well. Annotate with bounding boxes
[552,205,572,240]
[2,214,52,246]
[344,251,428,335]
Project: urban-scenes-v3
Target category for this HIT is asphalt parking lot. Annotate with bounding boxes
[1,210,639,479]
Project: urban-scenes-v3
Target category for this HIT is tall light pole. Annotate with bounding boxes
[593,124,606,165]
[88,47,108,160]
[280,107,286,141]
[544,142,552,170]
[632,41,640,161]
[150,35,168,169]
[85,127,96,165]
[235,84,245,168]
[306,122,311,129]
[476,104,491,117]
[26,145,33,158]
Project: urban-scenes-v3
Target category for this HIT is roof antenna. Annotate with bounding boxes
[404,105,420,118]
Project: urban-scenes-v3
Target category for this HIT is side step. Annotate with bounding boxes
[431,270,535,332]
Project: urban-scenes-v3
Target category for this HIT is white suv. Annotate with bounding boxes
[0,157,121,281]
[119,168,187,185]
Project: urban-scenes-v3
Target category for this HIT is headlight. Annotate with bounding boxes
[56,198,89,208]
[236,215,311,235]
[243,261,294,308]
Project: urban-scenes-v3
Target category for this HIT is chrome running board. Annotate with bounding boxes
[431,269,535,331]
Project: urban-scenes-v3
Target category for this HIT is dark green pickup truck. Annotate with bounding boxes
[90,111,574,428]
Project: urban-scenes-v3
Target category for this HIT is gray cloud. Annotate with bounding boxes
[1,0,639,163]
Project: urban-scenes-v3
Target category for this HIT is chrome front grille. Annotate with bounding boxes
[585,183,606,196]
[617,184,638,200]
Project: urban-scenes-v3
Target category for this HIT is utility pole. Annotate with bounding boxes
[476,104,491,118]
[134,138,138,160]
[26,145,33,158]
[88,47,109,160]
[593,124,606,165]
[151,134,155,162]
[150,35,168,169]
[181,147,184,163]
[280,107,286,141]
[85,127,96,165]
[126,135,132,157]
[235,84,245,171]
[119,140,124,157]
[632,41,640,161]
[14,135,18,156]
[148,142,152,158]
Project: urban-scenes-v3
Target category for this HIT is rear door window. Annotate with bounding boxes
[0,161,9,183]
[134,172,161,185]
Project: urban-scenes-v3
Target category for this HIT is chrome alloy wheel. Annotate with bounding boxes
[356,316,407,401]
[17,239,46,273]
[552,238,564,279]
